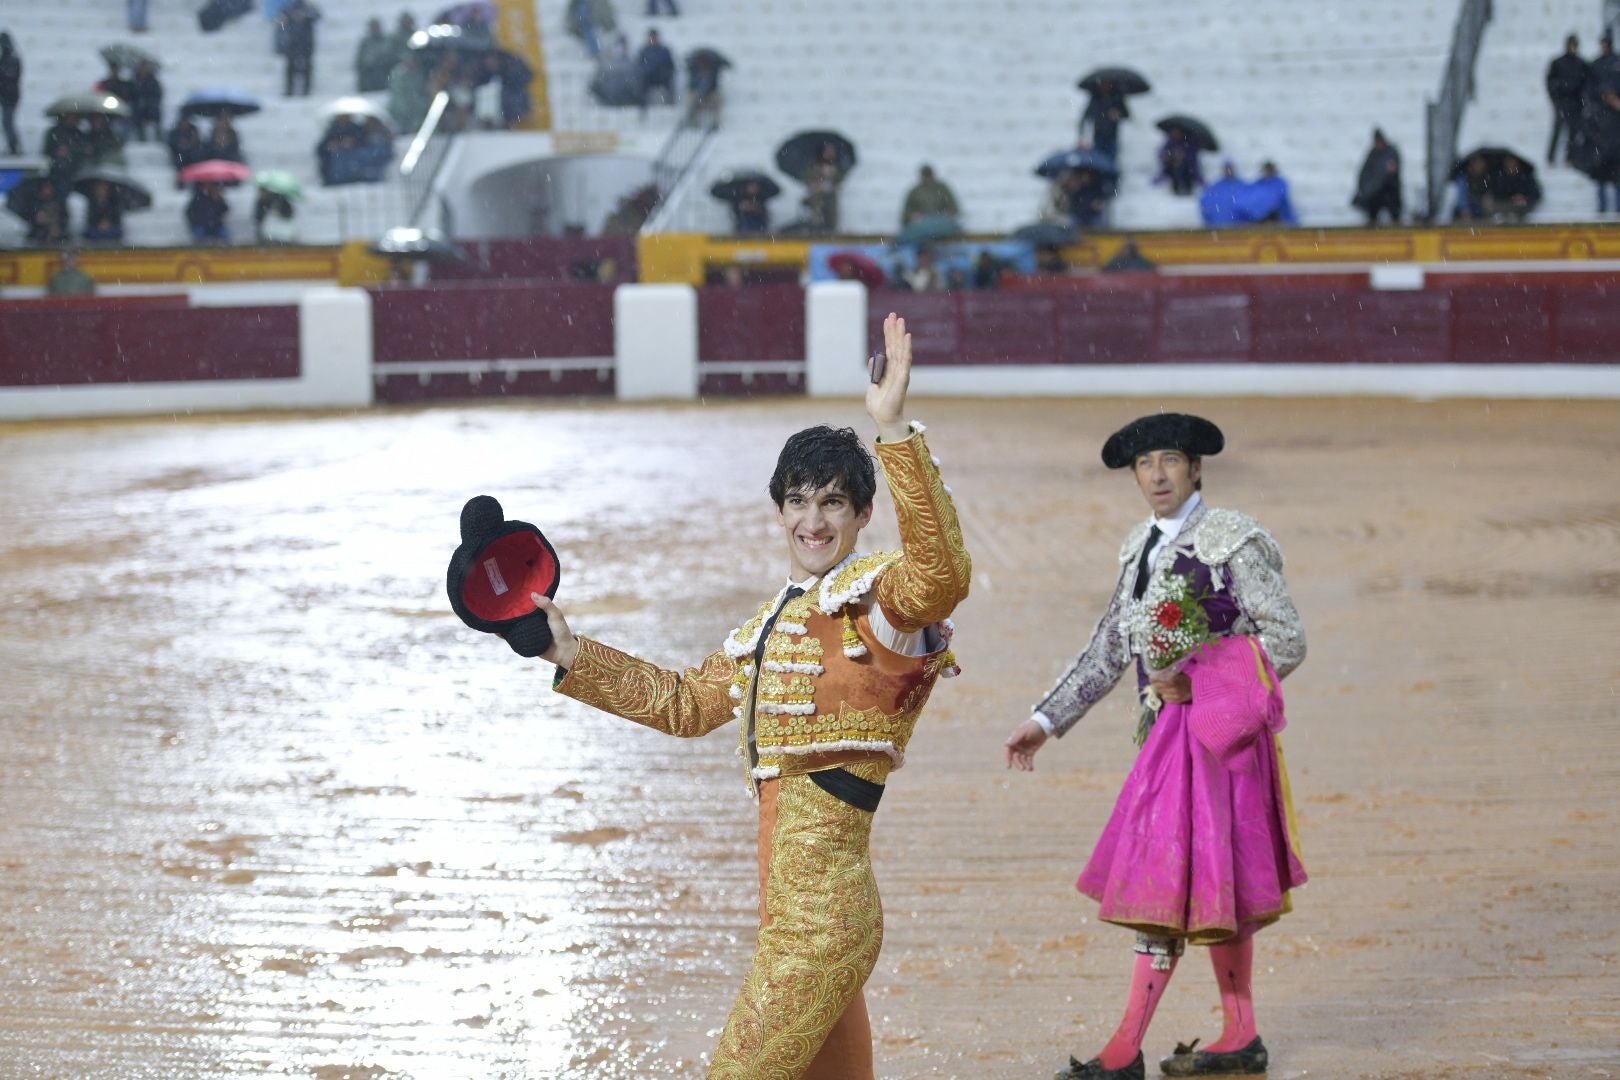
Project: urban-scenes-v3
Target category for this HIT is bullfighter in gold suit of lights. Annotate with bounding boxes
[522,313,970,1079]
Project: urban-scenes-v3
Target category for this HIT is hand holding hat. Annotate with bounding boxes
[446,495,561,658]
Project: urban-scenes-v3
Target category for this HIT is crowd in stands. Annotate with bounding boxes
[1545,31,1620,213]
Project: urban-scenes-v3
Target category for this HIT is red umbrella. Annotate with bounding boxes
[179,159,252,185]
[827,250,886,289]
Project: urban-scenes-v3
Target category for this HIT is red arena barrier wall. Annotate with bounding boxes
[866,271,1620,367]
[368,281,617,403]
[698,283,806,396]
[0,297,300,387]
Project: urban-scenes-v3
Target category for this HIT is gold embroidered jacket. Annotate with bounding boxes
[554,423,971,787]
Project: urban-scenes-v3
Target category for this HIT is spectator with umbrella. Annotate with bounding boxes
[1485,154,1542,221]
[1154,116,1214,195]
[901,164,960,227]
[185,180,231,243]
[1035,148,1119,228]
[685,46,727,129]
[77,174,149,243]
[1078,69,1147,162]
[129,60,163,142]
[636,29,676,113]
[85,113,127,168]
[9,176,69,246]
[1,33,21,156]
[167,117,206,188]
[711,170,778,234]
[277,0,321,98]
[204,114,244,163]
[180,87,262,121]
[827,249,885,288]
[42,113,90,181]
[776,132,854,234]
[253,172,299,244]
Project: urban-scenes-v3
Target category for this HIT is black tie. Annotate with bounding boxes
[753,586,806,668]
[747,585,806,777]
[1133,525,1162,600]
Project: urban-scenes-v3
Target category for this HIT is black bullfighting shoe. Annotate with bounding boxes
[1053,1051,1145,1080]
[1159,1035,1269,1076]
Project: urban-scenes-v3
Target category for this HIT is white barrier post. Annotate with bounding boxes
[805,281,869,398]
[614,284,698,400]
[298,287,373,408]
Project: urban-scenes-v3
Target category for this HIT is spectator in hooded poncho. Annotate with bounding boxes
[1352,130,1402,225]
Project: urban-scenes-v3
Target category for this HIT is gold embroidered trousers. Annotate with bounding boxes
[709,773,883,1079]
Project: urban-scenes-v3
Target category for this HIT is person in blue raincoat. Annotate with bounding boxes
[1235,162,1298,225]
[1199,161,1246,226]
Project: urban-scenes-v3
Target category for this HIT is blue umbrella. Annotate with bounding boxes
[1035,148,1120,179]
[894,214,963,248]
[180,87,263,119]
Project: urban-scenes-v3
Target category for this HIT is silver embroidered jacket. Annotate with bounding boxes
[1034,500,1306,737]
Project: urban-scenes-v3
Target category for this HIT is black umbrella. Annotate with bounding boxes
[5,176,65,221]
[1451,145,1536,180]
[686,46,731,72]
[371,226,465,260]
[1035,148,1121,179]
[1156,114,1219,152]
[71,169,153,211]
[100,43,161,70]
[1078,66,1150,95]
[180,87,262,118]
[710,170,780,202]
[775,130,856,179]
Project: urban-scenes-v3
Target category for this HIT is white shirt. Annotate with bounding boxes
[787,572,929,657]
[1030,491,1202,735]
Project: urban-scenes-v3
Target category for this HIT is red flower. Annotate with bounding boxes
[1155,601,1184,629]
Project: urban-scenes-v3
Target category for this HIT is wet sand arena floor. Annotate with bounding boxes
[1,396,1618,1080]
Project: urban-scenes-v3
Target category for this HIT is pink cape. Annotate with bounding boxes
[1076,644,1307,943]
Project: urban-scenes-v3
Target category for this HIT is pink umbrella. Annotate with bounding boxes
[827,250,886,289]
[178,159,252,185]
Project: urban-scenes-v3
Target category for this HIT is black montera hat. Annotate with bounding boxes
[1101,413,1225,469]
[447,495,560,657]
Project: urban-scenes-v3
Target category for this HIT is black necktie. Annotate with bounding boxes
[748,585,806,776]
[753,585,806,668]
[1133,525,1162,600]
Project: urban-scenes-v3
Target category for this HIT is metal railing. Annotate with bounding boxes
[1424,0,1492,222]
[400,91,455,227]
[643,114,720,234]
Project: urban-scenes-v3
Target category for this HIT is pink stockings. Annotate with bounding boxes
[1095,930,1257,1069]
[1205,932,1257,1052]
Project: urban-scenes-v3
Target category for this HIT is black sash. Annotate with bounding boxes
[808,767,885,812]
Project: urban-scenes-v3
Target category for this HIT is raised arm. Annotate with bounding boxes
[866,313,972,632]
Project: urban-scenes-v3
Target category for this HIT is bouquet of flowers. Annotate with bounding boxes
[1127,570,1214,688]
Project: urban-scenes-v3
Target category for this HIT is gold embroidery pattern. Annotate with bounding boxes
[759,701,897,750]
[873,431,972,633]
[558,638,738,738]
[710,774,883,1079]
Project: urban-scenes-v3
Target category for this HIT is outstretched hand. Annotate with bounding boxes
[866,311,913,442]
[1004,719,1049,771]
